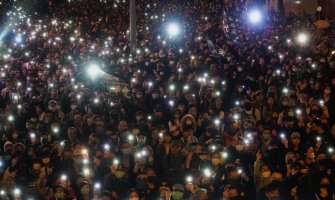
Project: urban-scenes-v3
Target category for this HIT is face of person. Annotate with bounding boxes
[270,172,282,182]
[171,145,180,154]
[183,129,193,138]
[261,165,270,172]
[188,107,197,116]
[227,188,239,198]
[266,189,279,199]
[291,137,300,146]
[44,113,53,122]
[74,115,82,125]
[68,128,77,141]
[164,135,171,142]
[118,121,128,132]
[129,192,139,199]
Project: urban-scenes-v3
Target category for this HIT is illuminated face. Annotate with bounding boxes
[118,121,128,132]
[227,188,239,197]
[261,165,270,172]
[299,93,308,103]
[129,192,139,199]
[320,177,330,185]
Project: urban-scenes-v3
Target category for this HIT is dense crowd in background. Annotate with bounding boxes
[0,0,335,199]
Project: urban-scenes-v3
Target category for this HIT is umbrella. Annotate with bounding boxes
[314,20,330,29]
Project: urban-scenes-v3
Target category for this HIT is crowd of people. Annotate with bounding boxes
[0,0,335,199]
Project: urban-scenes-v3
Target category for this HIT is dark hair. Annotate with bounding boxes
[265,182,280,193]
[128,188,139,196]
[99,190,114,199]
[170,109,182,122]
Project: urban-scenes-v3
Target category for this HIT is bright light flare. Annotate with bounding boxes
[82,148,88,155]
[128,134,134,141]
[83,168,90,176]
[221,151,228,158]
[319,100,324,106]
[13,188,20,196]
[167,23,180,37]
[113,159,119,165]
[61,174,67,181]
[203,168,212,177]
[8,115,14,122]
[210,145,217,151]
[280,133,286,139]
[104,144,110,151]
[297,33,308,44]
[169,100,174,106]
[248,9,262,24]
[186,176,193,183]
[15,35,22,43]
[295,109,302,115]
[87,64,102,79]
[94,183,101,189]
[169,84,175,91]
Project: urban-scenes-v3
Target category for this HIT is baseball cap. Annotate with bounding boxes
[291,132,301,139]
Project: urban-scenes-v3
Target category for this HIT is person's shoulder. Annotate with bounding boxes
[105,172,117,180]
